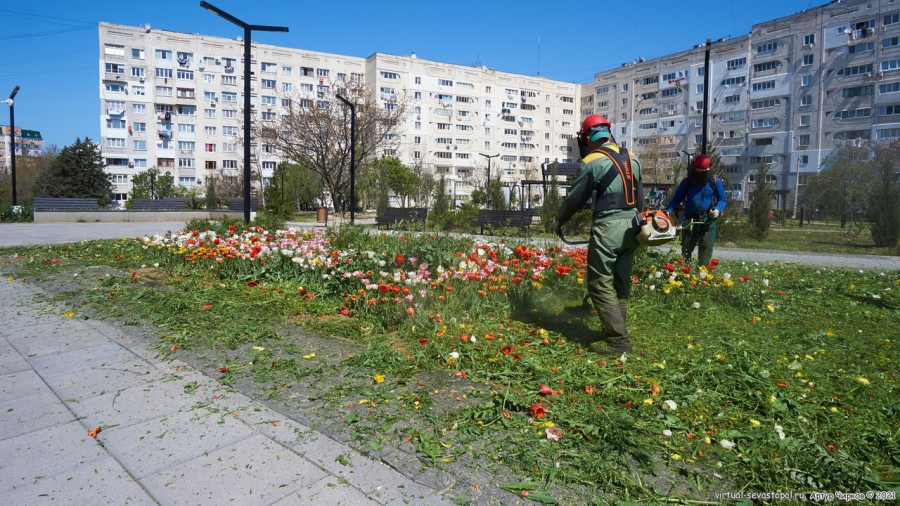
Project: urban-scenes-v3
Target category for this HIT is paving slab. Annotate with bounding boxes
[0,337,29,375]
[0,369,53,403]
[3,318,114,356]
[0,390,78,441]
[0,455,154,505]
[271,475,379,505]
[99,408,256,479]
[139,433,328,504]
[27,341,137,378]
[42,356,164,401]
[0,423,110,493]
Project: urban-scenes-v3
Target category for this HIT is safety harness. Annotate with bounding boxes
[583,146,637,212]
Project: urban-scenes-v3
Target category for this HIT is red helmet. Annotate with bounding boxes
[692,154,711,170]
[579,114,612,142]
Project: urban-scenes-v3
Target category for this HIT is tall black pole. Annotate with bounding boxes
[479,152,499,209]
[6,86,19,206]
[336,95,356,225]
[701,39,711,155]
[200,2,287,224]
[242,26,252,223]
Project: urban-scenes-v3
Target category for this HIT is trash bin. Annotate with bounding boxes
[316,206,328,223]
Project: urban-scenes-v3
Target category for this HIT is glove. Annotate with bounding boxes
[709,209,720,219]
[552,219,562,236]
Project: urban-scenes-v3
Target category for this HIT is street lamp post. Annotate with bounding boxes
[478,153,499,209]
[4,86,20,206]
[200,2,287,223]
[336,94,356,225]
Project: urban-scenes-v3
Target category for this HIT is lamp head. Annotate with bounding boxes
[10,86,20,100]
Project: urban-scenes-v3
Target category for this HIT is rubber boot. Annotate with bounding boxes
[588,304,632,355]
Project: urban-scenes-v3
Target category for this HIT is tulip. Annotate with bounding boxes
[539,384,553,395]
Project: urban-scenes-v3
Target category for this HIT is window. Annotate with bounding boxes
[177,141,195,151]
[838,63,874,76]
[756,42,777,53]
[754,137,773,146]
[204,126,216,135]
[261,62,276,73]
[839,85,873,98]
[178,177,196,187]
[878,104,900,116]
[722,148,742,157]
[724,94,741,104]
[880,82,900,93]
[726,57,746,70]
[640,76,658,85]
[754,61,779,73]
[751,80,775,91]
[316,68,329,77]
[803,54,814,66]
[835,108,870,119]
[804,34,815,46]
[106,118,126,129]
[801,75,813,86]
[721,76,745,86]
[884,59,900,72]
[133,103,146,114]
[133,140,146,150]
[885,37,900,49]
[662,72,676,81]
[801,95,812,106]
[223,160,238,169]
[800,114,811,126]
[131,67,145,78]
[222,109,237,119]
[155,86,172,96]
[722,111,745,122]
[380,71,399,79]
[261,96,277,105]
[132,85,145,96]
[876,127,900,139]
[281,82,292,92]
[281,98,292,107]
[205,161,217,170]
[105,63,124,74]
[697,67,705,77]
[176,70,193,80]
[131,48,144,59]
[205,143,216,152]
[106,138,126,148]
[750,156,774,165]
[177,105,195,115]
[178,158,195,168]
[132,122,146,132]
[798,155,809,165]
[155,68,173,78]
[104,44,125,56]
[261,79,276,89]
[438,79,453,86]
[222,75,236,85]
[849,42,874,54]
[177,88,195,99]
[222,92,237,102]
[223,126,238,135]
[695,101,704,111]
[154,49,172,60]
[751,99,779,110]
[752,118,775,128]
[282,66,292,75]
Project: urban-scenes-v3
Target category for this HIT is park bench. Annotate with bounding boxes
[375,207,428,230]
[226,199,259,212]
[472,210,534,235]
[131,198,190,211]
[33,197,99,211]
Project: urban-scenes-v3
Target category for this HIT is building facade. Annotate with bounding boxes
[581,0,900,212]
[99,0,900,211]
[1,126,44,173]
[98,22,578,207]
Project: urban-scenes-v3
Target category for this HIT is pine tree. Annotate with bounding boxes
[432,175,449,217]
[541,163,562,232]
[748,162,773,240]
[33,138,113,206]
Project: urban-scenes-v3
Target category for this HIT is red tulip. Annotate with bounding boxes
[539,384,553,395]
[529,404,546,418]
[202,304,212,310]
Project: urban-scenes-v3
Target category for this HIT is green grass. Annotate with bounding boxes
[2,230,897,503]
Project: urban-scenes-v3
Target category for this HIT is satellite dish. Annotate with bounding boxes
[144,23,151,32]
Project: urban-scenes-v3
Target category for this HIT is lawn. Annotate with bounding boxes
[2,219,898,504]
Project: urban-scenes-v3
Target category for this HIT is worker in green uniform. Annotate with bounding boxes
[553,115,644,355]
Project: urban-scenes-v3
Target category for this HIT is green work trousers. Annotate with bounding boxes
[680,217,718,267]
[586,212,638,350]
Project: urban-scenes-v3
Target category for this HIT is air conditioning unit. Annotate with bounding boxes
[210,101,216,108]
[139,77,145,83]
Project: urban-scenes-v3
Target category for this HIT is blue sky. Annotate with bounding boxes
[1,0,822,149]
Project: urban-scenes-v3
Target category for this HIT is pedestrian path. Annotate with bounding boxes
[0,277,452,505]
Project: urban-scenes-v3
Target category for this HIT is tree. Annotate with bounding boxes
[33,138,113,206]
[488,177,507,210]
[867,143,900,250]
[258,79,408,212]
[411,164,435,208]
[802,147,869,231]
[374,156,418,207]
[130,167,180,199]
[264,161,323,216]
[540,163,563,232]
[205,177,219,209]
[747,162,774,240]
[0,144,57,205]
[432,175,449,217]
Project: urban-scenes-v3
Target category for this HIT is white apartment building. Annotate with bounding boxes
[581,0,900,212]
[1,126,44,173]
[98,22,579,206]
